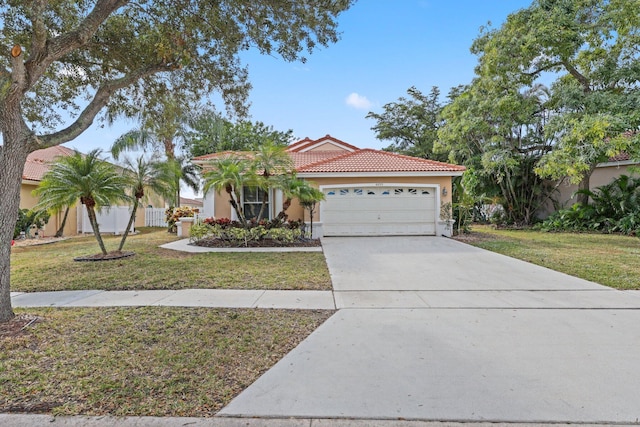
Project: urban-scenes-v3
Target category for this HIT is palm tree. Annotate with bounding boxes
[202,158,255,226]
[298,186,325,238]
[34,150,129,255]
[117,155,175,251]
[273,174,312,220]
[252,141,293,220]
[112,131,200,206]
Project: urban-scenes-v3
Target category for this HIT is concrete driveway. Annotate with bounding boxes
[219,236,640,423]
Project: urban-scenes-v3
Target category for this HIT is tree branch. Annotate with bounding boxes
[525,61,564,78]
[37,63,173,148]
[25,0,129,88]
[562,60,591,92]
[6,45,27,104]
[28,0,49,62]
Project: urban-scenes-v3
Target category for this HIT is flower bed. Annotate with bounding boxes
[189,217,319,247]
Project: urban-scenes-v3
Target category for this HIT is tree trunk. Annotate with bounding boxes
[118,199,139,251]
[54,206,70,237]
[0,149,26,322]
[577,165,596,206]
[86,206,108,255]
[0,101,33,322]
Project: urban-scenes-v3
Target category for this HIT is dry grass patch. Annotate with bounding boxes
[10,228,331,292]
[0,307,332,416]
[456,225,640,289]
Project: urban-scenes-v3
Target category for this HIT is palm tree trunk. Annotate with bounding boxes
[258,196,267,221]
[54,206,70,237]
[227,189,246,226]
[86,206,108,255]
[118,199,139,251]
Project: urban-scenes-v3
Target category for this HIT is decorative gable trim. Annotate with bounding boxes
[287,134,359,153]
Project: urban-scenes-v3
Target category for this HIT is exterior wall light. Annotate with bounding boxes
[442,187,447,196]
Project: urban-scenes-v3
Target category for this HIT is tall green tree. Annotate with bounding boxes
[33,150,129,255]
[0,0,353,322]
[366,86,448,160]
[472,0,640,204]
[186,112,295,158]
[437,78,556,225]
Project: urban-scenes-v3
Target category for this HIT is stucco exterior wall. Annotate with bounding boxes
[303,141,352,152]
[20,182,78,237]
[541,163,639,217]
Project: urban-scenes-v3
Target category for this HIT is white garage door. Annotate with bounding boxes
[322,186,436,236]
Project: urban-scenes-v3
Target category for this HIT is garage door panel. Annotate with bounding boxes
[322,186,437,236]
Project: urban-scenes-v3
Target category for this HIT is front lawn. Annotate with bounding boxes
[0,307,332,416]
[456,225,640,290]
[10,228,331,292]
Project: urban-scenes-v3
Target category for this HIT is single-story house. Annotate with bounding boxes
[193,135,466,237]
[21,146,155,236]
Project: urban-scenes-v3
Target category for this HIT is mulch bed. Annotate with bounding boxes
[193,238,321,248]
[74,251,136,262]
[0,314,43,339]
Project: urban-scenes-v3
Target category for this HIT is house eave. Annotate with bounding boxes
[297,171,465,178]
[597,159,638,168]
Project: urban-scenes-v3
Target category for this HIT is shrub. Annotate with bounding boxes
[191,217,305,246]
[188,222,213,243]
[14,208,50,239]
[165,206,198,233]
[538,175,640,235]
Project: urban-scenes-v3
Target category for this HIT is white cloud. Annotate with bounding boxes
[345,92,373,110]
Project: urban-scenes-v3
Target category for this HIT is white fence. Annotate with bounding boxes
[145,208,168,227]
[77,205,134,235]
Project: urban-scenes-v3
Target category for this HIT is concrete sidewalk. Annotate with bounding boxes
[11,289,335,310]
[0,414,626,427]
[12,288,640,310]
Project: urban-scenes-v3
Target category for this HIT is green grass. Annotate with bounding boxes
[0,307,332,416]
[459,225,640,290]
[10,228,331,292]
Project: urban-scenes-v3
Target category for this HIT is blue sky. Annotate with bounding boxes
[64,1,533,195]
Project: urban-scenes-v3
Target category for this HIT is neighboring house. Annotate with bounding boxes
[21,146,78,237]
[179,197,204,210]
[540,153,639,216]
[21,146,150,236]
[193,135,466,237]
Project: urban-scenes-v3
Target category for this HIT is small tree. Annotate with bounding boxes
[298,187,325,239]
[202,158,256,226]
[34,150,129,256]
[117,155,174,251]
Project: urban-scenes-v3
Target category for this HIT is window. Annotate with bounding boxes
[243,187,269,220]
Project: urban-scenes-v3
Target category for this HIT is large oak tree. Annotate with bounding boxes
[0,0,353,322]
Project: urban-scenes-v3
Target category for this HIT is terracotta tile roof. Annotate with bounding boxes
[609,152,631,162]
[22,146,76,182]
[289,151,346,169]
[297,149,466,173]
[179,196,203,207]
[191,136,465,174]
